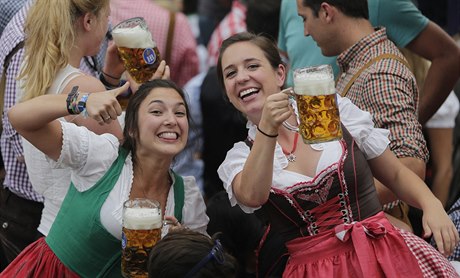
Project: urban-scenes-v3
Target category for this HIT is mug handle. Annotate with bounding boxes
[281,88,300,132]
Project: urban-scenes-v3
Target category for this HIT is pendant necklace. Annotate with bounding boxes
[282,132,299,162]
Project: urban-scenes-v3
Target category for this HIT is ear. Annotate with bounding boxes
[319,2,335,23]
[275,64,286,88]
[82,13,95,31]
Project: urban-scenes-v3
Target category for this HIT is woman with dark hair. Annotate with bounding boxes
[148,229,238,277]
[216,32,459,277]
[1,79,208,277]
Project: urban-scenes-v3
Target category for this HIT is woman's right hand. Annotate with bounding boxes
[125,60,171,93]
[85,82,130,124]
[258,89,292,134]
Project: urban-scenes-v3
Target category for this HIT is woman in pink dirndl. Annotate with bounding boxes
[216,32,459,278]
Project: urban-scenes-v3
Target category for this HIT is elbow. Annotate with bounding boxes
[234,186,270,207]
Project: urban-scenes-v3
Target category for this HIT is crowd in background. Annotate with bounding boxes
[0,0,459,277]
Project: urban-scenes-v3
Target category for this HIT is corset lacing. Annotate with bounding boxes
[303,193,352,235]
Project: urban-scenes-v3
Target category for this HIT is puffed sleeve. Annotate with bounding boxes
[48,121,120,191]
[338,95,390,160]
[218,141,265,213]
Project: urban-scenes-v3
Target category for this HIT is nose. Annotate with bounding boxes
[303,23,311,37]
[236,70,250,83]
[163,112,178,126]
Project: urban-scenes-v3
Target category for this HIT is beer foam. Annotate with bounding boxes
[112,25,155,49]
[293,74,335,96]
[123,207,162,230]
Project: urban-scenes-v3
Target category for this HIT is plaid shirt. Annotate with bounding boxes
[0,2,43,202]
[336,28,428,162]
[110,0,199,88]
[445,198,460,261]
[0,2,103,202]
[0,0,27,36]
[206,0,247,67]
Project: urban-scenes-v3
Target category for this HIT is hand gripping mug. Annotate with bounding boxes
[112,17,161,84]
[284,64,342,144]
[121,198,162,278]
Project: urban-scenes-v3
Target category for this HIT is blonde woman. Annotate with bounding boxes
[17,0,129,238]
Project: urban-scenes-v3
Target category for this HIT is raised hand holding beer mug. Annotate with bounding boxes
[122,198,162,278]
[112,17,162,84]
[284,64,342,144]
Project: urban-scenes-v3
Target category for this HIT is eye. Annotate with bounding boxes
[248,64,260,70]
[224,70,236,79]
[175,111,186,117]
[149,110,162,115]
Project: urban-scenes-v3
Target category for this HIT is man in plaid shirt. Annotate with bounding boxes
[296,0,429,232]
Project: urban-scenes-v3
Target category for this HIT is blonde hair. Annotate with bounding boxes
[19,0,109,101]
[399,48,430,94]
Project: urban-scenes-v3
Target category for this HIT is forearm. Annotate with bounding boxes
[374,156,426,205]
[418,56,460,124]
[9,94,68,133]
[370,150,437,211]
[234,134,277,207]
[406,21,460,125]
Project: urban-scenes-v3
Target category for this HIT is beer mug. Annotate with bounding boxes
[121,198,162,278]
[112,17,161,84]
[284,64,342,144]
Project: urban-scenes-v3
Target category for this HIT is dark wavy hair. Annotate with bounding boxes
[148,230,238,277]
[216,32,284,90]
[121,79,191,166]
[302,0,368,19]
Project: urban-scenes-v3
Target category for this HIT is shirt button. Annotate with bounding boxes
[2,222,8,229]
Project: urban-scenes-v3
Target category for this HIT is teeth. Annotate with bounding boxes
[158,132,177,139]
[239,88,258,98]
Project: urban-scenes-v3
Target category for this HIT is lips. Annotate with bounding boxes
[239,87,259,100]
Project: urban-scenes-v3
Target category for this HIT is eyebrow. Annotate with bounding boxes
[223,57,261,72]
[148,99,186,108]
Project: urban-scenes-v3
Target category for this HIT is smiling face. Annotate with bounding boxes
[220,41,285,123]
[135,87,189,159]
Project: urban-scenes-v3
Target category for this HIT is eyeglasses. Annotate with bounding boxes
[183,239,225,278]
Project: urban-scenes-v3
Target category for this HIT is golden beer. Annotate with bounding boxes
[295,94,342,144]
[121,199,162,278]
[112,17,161,84]
[117,46,161,84]
[292,64,342,144]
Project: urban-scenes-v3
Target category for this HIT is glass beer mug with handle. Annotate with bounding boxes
[112,17,161,84]
[283,64,342,144]
[121,198,162,278]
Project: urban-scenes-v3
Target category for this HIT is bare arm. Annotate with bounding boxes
[62,74,123,139]
[232,92,291,207]
[406,21,460,125]
[368,148,459,256]
[9,83,130,161]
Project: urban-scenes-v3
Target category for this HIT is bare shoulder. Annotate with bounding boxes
[61,74,106,95]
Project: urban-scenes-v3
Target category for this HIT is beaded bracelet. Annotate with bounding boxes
[257,126,278,138]
[66,86,80,115]
[78,93,90,117]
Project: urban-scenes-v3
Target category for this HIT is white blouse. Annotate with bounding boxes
[218,95,390,213]
[21,64,82,235]
[47,121,209,239]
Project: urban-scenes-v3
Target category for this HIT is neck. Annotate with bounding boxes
[337,18,374,53]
